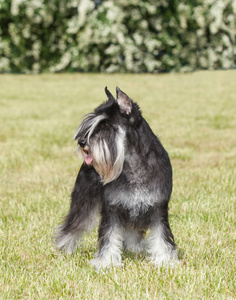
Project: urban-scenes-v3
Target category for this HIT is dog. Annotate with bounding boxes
[55,87,178,270]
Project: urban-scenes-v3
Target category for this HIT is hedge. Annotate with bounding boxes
[0,0,235,73]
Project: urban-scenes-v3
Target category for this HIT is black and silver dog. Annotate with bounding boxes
[55,87,178,269]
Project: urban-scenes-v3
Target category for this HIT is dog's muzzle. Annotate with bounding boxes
[78,139,94,165]
[78,139,86,148]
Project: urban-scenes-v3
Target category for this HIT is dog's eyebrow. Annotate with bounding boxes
[87,114,108,142]
[74,113,94,140]
[74,113,107,141]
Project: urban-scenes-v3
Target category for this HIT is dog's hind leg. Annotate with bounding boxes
[147,207,179,268]
[90,208,124,270]
[123,228,146,253]
[54,163,102,254]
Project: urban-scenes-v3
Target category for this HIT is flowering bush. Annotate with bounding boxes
[0,0,235,73]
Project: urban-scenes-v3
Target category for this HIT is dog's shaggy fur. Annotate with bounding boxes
[55,87,178,270]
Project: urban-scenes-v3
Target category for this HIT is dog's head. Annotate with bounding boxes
[74,87,141,184]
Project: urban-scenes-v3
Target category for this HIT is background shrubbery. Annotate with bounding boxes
[0,0,236,73]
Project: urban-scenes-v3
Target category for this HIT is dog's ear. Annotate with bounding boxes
[116,87,132,115]
[105,86,115,102]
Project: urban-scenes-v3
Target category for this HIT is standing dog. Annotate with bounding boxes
[55,87,178,269]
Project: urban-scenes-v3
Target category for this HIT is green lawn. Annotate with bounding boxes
[0,71,235,299]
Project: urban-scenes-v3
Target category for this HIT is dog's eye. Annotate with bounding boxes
[102,121,110,129]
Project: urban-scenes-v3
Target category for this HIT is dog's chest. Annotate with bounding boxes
[105,151,163,216]
[106,180,160,217]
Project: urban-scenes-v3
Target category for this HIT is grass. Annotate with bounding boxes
[0,71,235,299]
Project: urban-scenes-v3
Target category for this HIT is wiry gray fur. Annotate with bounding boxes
[54,86,179,270]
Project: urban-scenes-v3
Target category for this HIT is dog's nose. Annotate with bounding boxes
[78,139,86,148]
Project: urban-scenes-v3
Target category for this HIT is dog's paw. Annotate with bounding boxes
[54,226,79,254]
[150,255,180,268]
[90,257,123,271]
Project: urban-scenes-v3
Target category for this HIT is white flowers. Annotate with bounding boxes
[0,0,235,73]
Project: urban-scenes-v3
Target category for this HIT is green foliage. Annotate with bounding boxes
[0,0,236,73]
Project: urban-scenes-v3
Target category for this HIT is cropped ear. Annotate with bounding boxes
[105,86,115,102]
[116,87,132,115]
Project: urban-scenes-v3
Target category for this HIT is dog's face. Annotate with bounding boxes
[74,87,141,184]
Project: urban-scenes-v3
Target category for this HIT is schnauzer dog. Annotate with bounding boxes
[55,87,178,270]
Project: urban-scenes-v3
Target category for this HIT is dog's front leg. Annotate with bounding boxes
[90,209,124,270]
[147,210,179,268]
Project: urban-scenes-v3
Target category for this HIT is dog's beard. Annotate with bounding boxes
[91,127,125,185]
[78,127,125,185]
